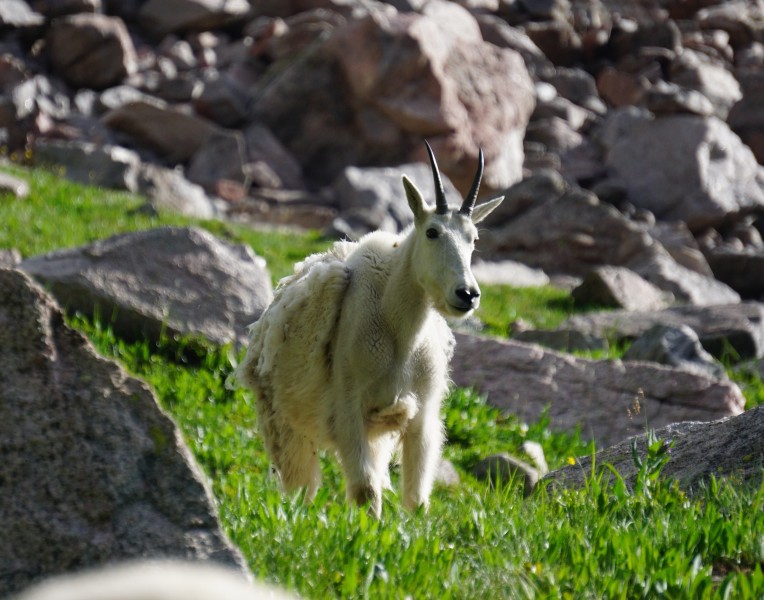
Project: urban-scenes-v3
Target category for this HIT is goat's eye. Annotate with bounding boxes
[426,228,439,239]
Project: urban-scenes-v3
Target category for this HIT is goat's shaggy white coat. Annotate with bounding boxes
[237,160,503,516]
[14,560,295,600]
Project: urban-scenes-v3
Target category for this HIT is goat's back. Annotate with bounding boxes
[236,243,354,429]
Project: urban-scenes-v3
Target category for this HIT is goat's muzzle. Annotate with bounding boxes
[452,286,481,312]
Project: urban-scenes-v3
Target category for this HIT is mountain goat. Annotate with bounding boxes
[237,142,504,516]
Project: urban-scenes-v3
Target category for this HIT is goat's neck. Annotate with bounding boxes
[381,233,429,350]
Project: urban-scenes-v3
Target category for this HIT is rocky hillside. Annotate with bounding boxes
[2,0,762,257]
[4,0,764,435]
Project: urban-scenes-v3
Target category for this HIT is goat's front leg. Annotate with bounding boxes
[332,396,383,517]
[401,395,444,511]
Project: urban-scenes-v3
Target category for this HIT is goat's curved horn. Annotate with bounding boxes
[460,147,484,217]
[425,140,449,215]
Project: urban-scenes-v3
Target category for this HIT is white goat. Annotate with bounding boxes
[237,142,503,516]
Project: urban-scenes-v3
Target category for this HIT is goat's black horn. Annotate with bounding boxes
[460,147,484,217]
[425,140,449,215]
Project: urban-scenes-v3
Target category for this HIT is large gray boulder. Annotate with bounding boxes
[560,302,764,361]
[545,405,764,493]
[623,324,727,380]
[451,332,745,447]
[329,2,535,193]
[0,269,247,597]
[32,140,142,192]
[571,265,672,311]
[46,13,137,90]
[20,227,273,347]
[602,113,764,231]
[138,0,250,38]
[101,99,218,164]
[254,3,535,190]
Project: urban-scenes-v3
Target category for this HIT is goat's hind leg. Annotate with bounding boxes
[258,399,321,501]
[276,430,321,501]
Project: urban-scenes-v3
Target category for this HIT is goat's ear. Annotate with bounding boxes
[402,175,427,223]
[470,195,504,224]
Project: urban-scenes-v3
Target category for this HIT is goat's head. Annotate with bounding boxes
[402,141,504,318]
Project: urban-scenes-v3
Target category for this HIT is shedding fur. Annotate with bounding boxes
[237,144,503,516]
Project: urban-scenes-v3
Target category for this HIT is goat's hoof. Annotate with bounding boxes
[349,483,381,517]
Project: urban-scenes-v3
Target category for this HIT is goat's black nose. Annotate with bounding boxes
[455,287,480,306]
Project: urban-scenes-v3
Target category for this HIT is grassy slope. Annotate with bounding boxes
[3,165,763,598]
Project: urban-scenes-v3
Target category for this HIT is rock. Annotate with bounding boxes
[0,171,30,198]
[434,458,460,488]
[14,560,297,600]
[479,179,738,304]
[96,85,163,115]
[669,48,741,119]
[471,259,550,288]
[136,164,217,219]
[255,3,535,191]
[0,0,44,28]
[560,302,764,361]
[0,248,22,268]
[482,168,567,226]
[623,324,727,380]
[32,0,101,19]
[193,71,250,128]
[332,2,536,193]
[512,328,608,354]
[32,139,141,192]
[228,188,338,231]
[571,265,672,311]
[596,66,648,108]
[602,113,764,231]
[46,13,137,90]
[704,246,764,299]
[186,129,249,192]
[19,227,273,347]
[451,332,745,447]
[696,1,763,48]
[480,185,653,275]
[648,220,713,277]
[476,14,553,75]
[2,74,71,131]
[542,67,606,115]
[138,0,250,38]
[101,99,219,164]
[0,269,247,597]
[545,405,764,493]
[471,453,539,496]
[524,20,582,67]
[250,35,355,186]
[524,116,584,153]
[643,81,715,117]
[627,249,740,306]
[242,123,305,190]
[331,161,462,234]
[727,70,764,165]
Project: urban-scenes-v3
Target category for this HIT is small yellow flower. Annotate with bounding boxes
[567,456,576,466]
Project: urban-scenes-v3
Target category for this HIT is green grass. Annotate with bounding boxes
[477,284,577,335]
[72,319,764,598]
[6,165,764,598]
[0,163,328,282]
